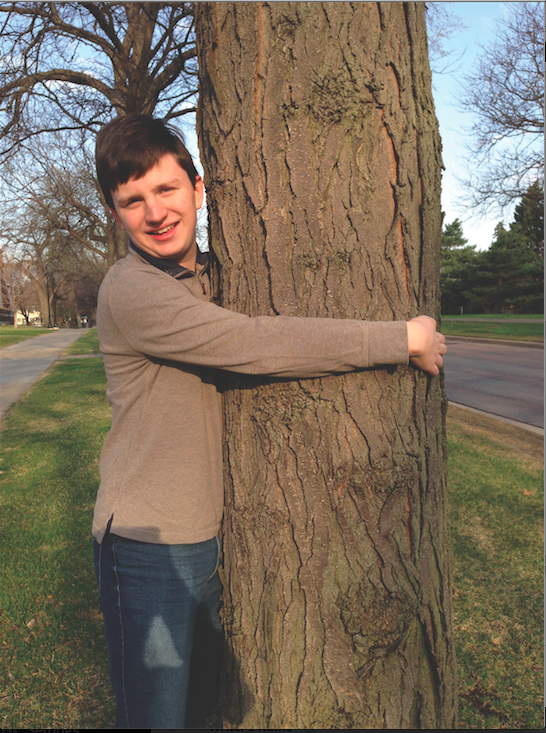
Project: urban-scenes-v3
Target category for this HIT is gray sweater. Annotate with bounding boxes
[93,246,409,544]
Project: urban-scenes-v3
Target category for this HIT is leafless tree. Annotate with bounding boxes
[2,131,126,266]
[0,2,197,158]
[456,2,544,215]
[424,2,466,77]
[0,142,109,325]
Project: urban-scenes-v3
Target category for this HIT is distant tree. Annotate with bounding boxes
[53,252,105,326]
[456,2,544,215]
[1,132,128,267]
[424,3,466,76]
[440,219,478,314]
[471,223,543,314]
[513,181,544,259]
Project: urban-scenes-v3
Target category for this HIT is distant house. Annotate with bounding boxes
[16,309,42,326]
[0,276,14,325]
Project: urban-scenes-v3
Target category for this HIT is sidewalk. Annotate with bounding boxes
[0,329,85,421]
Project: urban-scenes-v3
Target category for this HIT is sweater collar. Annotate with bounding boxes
[129,241,209,279]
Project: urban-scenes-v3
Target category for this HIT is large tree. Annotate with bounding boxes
[456,2,544,215]
[196,2,455,728]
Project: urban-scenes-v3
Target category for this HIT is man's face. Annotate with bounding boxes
[110,153,204,270]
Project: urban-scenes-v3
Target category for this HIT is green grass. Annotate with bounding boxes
[447,406,544,729]
[0,361,543,728]
[0,325,50,349]
[442,314,544,320]
[441,320,544,342]
[65,327,101,355]
[0,357,115,729]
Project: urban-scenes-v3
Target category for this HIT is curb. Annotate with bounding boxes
[448,401,544,436]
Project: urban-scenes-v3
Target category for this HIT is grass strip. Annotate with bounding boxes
[441,320,544,342]
[0,357,115,729]
[65,328,101,355]
[0,326,50,349]
[446,406,544,729]
[0,360,543,728]
[442,314,544,320]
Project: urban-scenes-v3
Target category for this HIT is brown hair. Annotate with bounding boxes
[95,114,199,210]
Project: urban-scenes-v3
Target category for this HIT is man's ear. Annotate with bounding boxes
[110,207,125,229]
[194,175,204,210]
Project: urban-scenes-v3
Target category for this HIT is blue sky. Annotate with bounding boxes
[431,1,520,251]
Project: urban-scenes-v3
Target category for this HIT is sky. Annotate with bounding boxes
[184,1,538,253]
[430,1,521,251]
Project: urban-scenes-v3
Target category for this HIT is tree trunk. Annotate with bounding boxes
[196,2,456,728]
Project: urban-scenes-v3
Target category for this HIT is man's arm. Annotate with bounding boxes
[407,315,447,376]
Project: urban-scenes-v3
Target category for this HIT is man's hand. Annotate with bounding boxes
[407,315,447,376]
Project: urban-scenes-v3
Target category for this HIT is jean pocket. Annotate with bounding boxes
[207,535,221,580]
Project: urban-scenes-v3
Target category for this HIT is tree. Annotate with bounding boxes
[196,2,455,728]
[440,219,478,315]
[0,2,197,157]
[470,223,543,315]
[456,2,544,215]
[441,186,545,315]
[513,181,544,259]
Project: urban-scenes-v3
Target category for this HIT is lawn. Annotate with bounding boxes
[0,357,115,729]
[442,314,544,320]
[441,319,544,342]
[0,325,50,349]
[0,359,543,728]
[65,327,100,355]
[447,406,544,729]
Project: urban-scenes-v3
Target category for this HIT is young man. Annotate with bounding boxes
[93,114,446,729]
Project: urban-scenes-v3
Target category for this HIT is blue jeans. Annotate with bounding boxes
[94,527,223,729]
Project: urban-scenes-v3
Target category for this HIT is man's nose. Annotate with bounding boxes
[144,199,167,224]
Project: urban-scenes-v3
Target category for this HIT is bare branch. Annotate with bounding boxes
[455,2,544,215]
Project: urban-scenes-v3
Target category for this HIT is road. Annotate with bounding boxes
[0,329,84,420]
[443,338,544,429]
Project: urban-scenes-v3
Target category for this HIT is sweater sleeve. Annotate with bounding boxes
[101,264,408,378]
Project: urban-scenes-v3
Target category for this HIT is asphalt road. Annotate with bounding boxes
[0,329,84,420]
[443,339,544,429]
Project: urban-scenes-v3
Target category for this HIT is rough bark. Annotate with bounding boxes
[196,2,456,728]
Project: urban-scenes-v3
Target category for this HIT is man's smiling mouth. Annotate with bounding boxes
[150,223,177,236]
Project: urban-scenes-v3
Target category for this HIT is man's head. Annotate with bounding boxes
[96,114,204,270]
[96,114,199,211]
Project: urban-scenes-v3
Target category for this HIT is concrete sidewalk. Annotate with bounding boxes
[0,329,86,421]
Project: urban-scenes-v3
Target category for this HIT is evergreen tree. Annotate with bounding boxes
[513,181,544,259]
[480,222,544,313]
[440,219,478,314]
